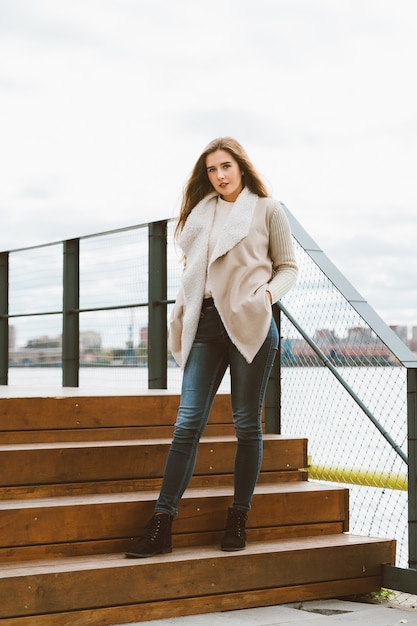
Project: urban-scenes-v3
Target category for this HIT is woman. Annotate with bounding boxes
[126,137,298,558]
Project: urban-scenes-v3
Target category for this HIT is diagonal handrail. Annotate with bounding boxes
[278,300,408,466]
[281,203,417,369]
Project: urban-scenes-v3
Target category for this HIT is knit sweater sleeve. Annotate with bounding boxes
[267,202,298,303]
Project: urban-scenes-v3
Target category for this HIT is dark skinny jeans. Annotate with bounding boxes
[155,301,279,516]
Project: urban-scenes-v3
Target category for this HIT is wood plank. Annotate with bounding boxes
[176,483,348,533]
[0,536,395,618]
[0,394,232,430]
[0,576,383,625]
[0,436,307,487]
[0,422,236,443]
[0,469,308,501]
[0,483,348,552]
[0,522,345,563]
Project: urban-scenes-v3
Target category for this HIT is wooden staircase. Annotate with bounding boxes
[0,392,396,625]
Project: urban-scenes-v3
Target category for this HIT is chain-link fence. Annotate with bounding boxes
[2,212,416,607]
[279,210,417,609]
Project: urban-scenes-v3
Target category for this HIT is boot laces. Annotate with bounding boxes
[226,509,246,537]
[143,514,164,543]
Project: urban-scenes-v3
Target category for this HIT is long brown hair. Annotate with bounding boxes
[175,137,268,239]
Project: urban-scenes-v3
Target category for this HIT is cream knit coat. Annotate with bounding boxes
[169,187,298,368]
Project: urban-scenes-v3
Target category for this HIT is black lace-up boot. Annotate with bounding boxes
[221,507,247,551]
[125,512,173,558]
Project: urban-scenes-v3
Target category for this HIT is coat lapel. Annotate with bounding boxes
[175,188,259,367]
[179,187,258,261]
[176,193,217,366]
[178,191,217,256]
[210,187,258,263]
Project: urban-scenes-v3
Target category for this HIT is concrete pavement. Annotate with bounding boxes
[113,598,417,625]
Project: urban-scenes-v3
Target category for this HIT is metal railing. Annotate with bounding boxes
[1,208,416,601]
[278,206,417,598]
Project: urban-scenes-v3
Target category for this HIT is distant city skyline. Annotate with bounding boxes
[8,321,417,368]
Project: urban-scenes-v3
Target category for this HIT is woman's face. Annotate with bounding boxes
[206,149,243,202]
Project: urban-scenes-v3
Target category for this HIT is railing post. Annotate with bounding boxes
[0,252,9,385]
[408,367,417,569]
[148,221,168,389]
[264,304,281,433]
[62,239,80,387]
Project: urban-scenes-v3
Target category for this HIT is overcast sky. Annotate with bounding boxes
[1,0,416,329]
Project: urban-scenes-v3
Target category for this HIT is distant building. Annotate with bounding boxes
[140,326,148,345]
[410,327,417,352]
[346,326,374,344]
[80,331,102,364]
[390,325,408,343]
[9,331,102,366]
[9,325,16,350]
[287,324,393,364]
[80,331,101,351]
[26,335,61,349]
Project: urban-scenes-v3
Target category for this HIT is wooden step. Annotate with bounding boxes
[0,468,308,501]
[0,435,306,490]
[0,391,397,624]
[0,422,235,444]
[0,482,348,562]
[0,535,396,624]
[0,392,271,443]
[0,393,231,434]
